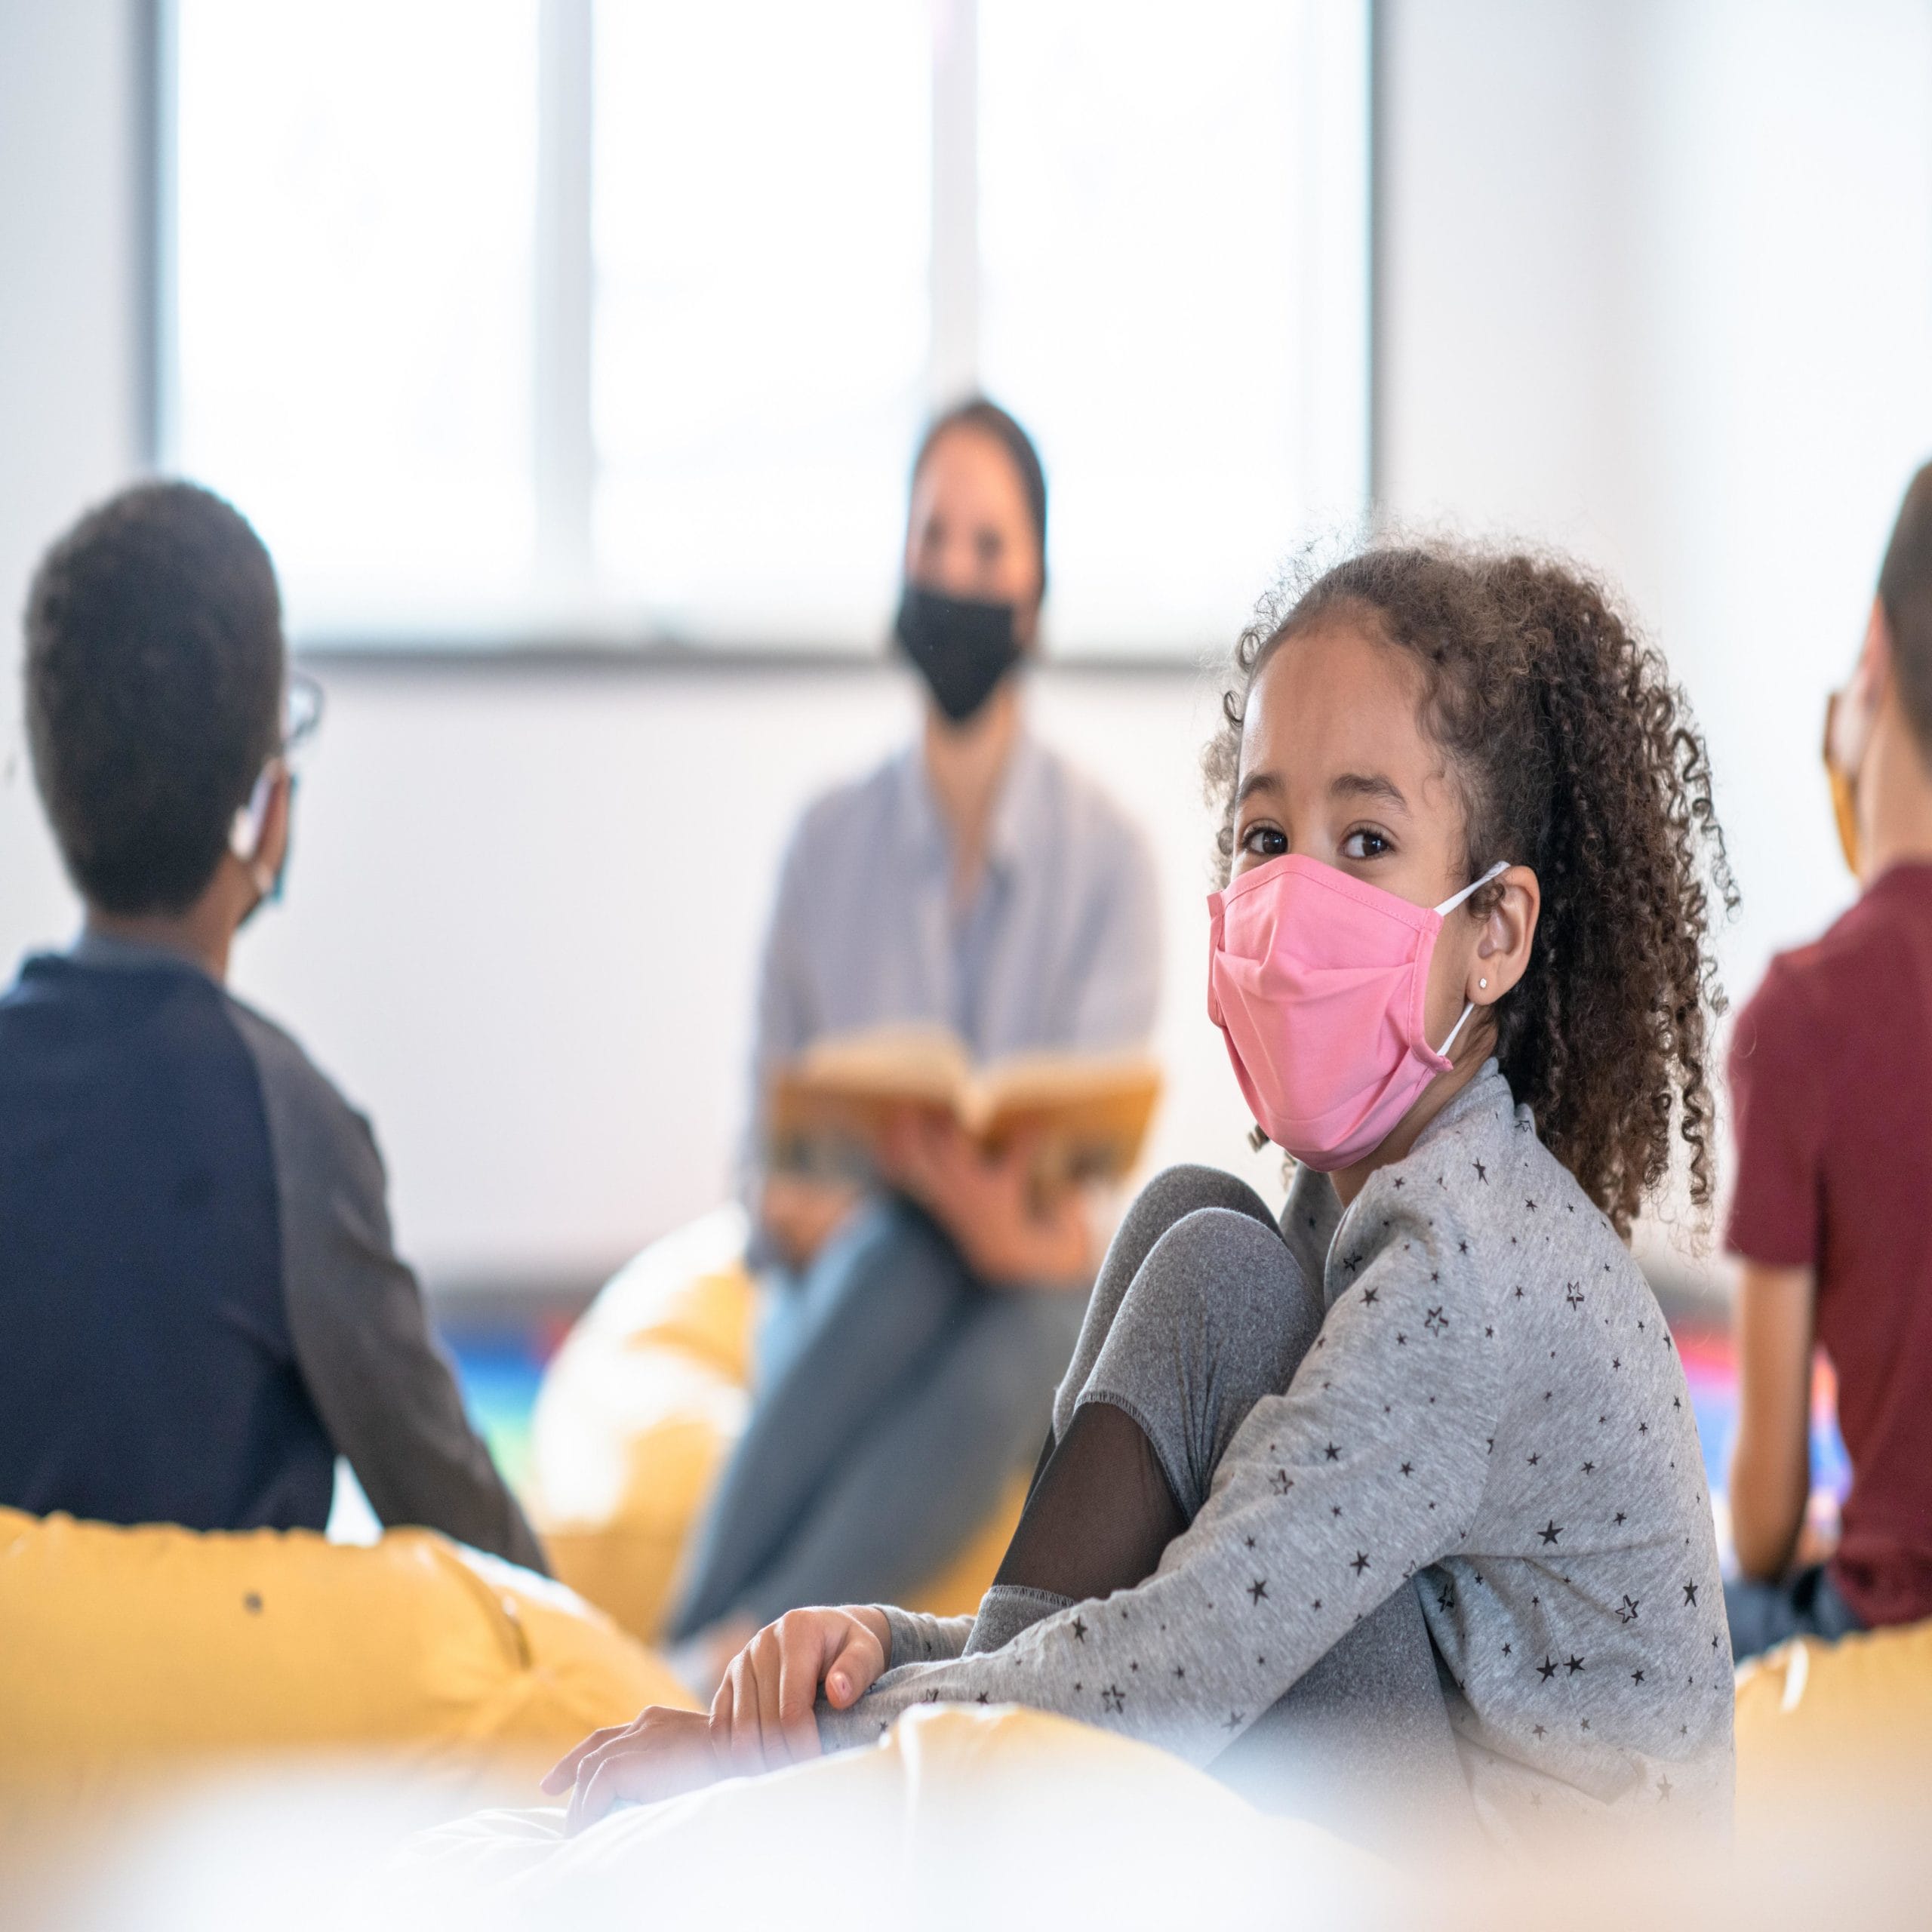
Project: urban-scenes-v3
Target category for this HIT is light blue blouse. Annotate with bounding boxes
[744,728,1161,1182]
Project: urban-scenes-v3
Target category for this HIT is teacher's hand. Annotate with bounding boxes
[886,1114,1091,1288]
[758,1173,862,1272]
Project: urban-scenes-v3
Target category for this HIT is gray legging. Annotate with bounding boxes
[669,1197,1086,1638]
[964,1164,1471,1834]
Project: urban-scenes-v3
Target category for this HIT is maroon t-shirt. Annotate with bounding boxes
[1726,861,1932,1628]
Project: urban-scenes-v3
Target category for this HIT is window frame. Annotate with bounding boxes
[140,0,1380,668]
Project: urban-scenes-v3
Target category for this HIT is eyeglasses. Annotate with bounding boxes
[231,671,325,858]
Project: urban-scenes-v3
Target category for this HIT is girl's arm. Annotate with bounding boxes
[879,1607,977,1666]
[817,1246,1505,1766]
[1727,1260,1817,1580]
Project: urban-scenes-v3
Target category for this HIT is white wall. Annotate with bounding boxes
[4,0,1930,1292]
[205,658,1267,1287]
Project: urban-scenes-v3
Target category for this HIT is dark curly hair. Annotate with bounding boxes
[1204,542,1737,1234]
[25,480,284,915]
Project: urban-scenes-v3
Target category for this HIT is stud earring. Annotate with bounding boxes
[1478,977,1489,990]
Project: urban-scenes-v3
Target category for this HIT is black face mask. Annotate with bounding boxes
[894,584,1023,725]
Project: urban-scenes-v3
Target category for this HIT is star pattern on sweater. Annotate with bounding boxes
[826,1097,1728,1831]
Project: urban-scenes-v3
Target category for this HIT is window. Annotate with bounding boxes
[159,0,1370,656]
[168,0,540,638]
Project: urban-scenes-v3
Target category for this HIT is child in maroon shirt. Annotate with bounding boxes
[1726,463,1932,1657]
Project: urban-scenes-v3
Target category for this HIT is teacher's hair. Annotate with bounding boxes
[912,398,1048,592]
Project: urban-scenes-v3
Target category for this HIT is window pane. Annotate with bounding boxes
[172,0,537,635]
[592,0,931,648]
[979,0,1370,657]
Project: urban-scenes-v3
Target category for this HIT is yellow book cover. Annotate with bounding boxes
[768,1025,1161,1195]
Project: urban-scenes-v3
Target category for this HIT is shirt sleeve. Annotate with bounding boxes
[233,1008,549,1575]
[738,810,821,1205]
[1725,958,1828,1269]
[1064,818,1161,1053]
[881,1607,975,1667]
[820,1201,1503,1762]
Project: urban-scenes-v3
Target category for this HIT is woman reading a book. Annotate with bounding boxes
[664,399,1161,1687]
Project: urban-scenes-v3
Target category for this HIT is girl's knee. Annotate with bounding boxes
[1128,1164,1278,1237]
[1143,1204,1300,1306]
[1121,1205,1325,1378]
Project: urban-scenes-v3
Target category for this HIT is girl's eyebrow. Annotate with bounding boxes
[1235,769,1284,806]
[1331,771,1407,810]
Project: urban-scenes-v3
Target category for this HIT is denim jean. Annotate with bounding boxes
[668,1195,1087,1638]
[1724,1562,1864,1663]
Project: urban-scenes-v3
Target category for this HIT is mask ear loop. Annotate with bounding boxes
[1430,861,1512,1058]
[1432,859,1511,918]
[229,761,283,900]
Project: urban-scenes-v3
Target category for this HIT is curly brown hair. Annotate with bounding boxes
[1203,542,1737,1235]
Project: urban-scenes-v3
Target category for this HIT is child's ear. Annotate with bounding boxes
[1854,595,1894,713]
[1469,866,1540,1007]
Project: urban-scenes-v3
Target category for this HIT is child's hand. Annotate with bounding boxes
[709,1605,891,1774]
[540,1704,723,1834]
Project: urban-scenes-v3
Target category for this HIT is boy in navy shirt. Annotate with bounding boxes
[0,481,543,1571]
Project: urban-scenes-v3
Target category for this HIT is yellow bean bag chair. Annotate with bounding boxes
[528,1207,1027,1644]
[1733,1614,1932,1834]
[0,1504,691,1829]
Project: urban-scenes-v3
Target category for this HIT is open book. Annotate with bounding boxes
[766,1025,1162,1196]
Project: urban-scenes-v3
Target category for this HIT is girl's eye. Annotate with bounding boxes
[1241,823,1288,858]
[1341,827,1392,860]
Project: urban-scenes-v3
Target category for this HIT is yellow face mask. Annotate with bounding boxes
[1823,689,1860,875]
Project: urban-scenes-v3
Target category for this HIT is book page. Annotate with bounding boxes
[768,1030,1162,1193]
[789,1024,972,1109]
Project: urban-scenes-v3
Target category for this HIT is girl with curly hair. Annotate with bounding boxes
[550,541,1738,1846]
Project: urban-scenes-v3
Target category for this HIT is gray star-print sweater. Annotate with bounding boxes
[818,1066,1734,1837]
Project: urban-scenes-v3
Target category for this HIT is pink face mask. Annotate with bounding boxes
[1207,854,1508,1171]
